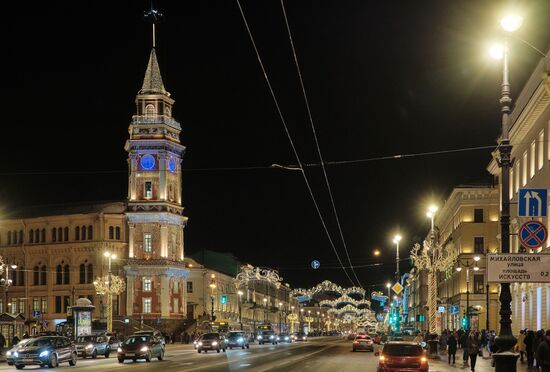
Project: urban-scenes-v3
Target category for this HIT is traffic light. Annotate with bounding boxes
[220,294,227,305]
[461,316,468,328]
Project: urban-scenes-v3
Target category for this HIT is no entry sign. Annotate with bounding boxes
[519,221,548,250]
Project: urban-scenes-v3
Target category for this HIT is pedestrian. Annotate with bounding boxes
[525,330,536,368]
[12,335,20,347]
[457,328,464,349]
[534,330,544,369]
[22,332,29,340]
[517,329,526,362]
[535,329,550,372]
[439,330,448,354]
[0,333,5,353]
[467,331,481,372]
[461,330,470,365]
[447,332,457,365]
[487,330,495,355]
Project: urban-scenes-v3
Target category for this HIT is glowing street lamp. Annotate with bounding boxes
[393,234,402,280]
[500,15,523,32]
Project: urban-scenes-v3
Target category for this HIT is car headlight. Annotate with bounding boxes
[6,351,12,357]
[285,337,289,340]
[269,335,274,339]
[140,346,149,352]
[86,344,94,349]
[117,347,123,353]
[257,336,262,339]
[39,350,50,357]
[237,338,244,343]
[198,342,203,346]
[212,341,218,346]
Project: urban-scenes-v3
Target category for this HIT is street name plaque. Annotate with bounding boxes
[487,253,550,283]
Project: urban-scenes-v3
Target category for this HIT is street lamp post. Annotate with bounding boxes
[456,256,480,331]
[426,205,439,355]
[103,252,117,333]
[2,264,17,314]
[393,235,402,281]
[209,274,216,321]
[278,302,283,333]
[386,282,391,298]
[238,290,244,330]
[490,14,523,372]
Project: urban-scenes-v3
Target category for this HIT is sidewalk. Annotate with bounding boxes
[430,353,530,372]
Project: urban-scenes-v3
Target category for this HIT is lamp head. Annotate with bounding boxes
[263,298,267,302]
[386,283,391,288]
[428,205,438,214]
[473,265,480,271]
[393,234,402,244]
[10,264,17,270]
[103,252,110,257]
[456,267,462,272]
[473,255,481,262]
[500,15,523,32]
[237,290,244,296]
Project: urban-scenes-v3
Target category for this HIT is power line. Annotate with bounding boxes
[280,0,362,289]
[236,0,356,286]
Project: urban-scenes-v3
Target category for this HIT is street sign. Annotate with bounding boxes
[311,260,320,269]
[518,188,547,217]
[220,294,227,305]
[391,282,403,295]
[67,306,72,317]
[32,310,41,318]
[450,305,460,315]
[437,306,445,313]
[487,253,550,283]
[518,221,548,250]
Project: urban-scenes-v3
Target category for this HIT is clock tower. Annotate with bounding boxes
[124,46,189,330]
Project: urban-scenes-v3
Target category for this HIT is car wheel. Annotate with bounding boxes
[105,350,110,358]
[92,349,97,359]
[247,344,250,349]
[229,346,232,350]
[158,350,164,361]
[69,352,77,366]
[49,354,58,368]
[118,358,124,363]
[204,350,208,353]
[145,351,152,362]
[242,345,245,349]
[15,365,24,370]
[352,348,356,352]
[216,348,220,353]
[223,348,226,352]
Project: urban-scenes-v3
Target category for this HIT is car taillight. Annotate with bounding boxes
[379,355,385,362]
[421,356,427,363]
[353,341,359,344]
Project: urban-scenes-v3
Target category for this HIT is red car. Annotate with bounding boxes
[377,341,428,372]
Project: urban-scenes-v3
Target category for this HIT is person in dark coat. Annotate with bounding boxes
[0,333,5,352]
[466,331,481,372]
[461,330,470,365]
[525,330,536,368]
[447,333,458,365]
[535,329,550,372]
[12,335,20,347]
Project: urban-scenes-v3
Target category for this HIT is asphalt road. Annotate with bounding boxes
[0,337,460,371]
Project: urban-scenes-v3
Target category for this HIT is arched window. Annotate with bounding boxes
[64,227,69,241]
[63,264,70,284]
[87,264,93,284]
[40,265,47,285]
[29,230,34,243]
[41,229,46,242]
[52,228,57,242]
[79,264,86,284]
[115,226,121,240]
[81,226,87,240]
[109,226,114,240]
[33,266,39,285]
[18,267,24,286]
[8,231,12,245]
[88,225,93,240]
[19,230,23,244]
[13,231,17,245]
[56,265,63,284]
[145,104,156,116]
[34,229,39,243]
[75,226,80,241]
[58,227,63,242]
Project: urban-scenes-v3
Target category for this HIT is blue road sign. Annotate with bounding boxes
[311,260,320,269]
[32,310,41,318]
[519,221,548,249]
[450,305,460,315]
[518,189,547,217]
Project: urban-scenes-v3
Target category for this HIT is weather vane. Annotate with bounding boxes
[143,2,164,48]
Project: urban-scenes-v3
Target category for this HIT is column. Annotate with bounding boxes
[161,275,170,318]
[126,276,135,316]
[160,225,168,258]
[159,156,167,200]
[128,224,135,258]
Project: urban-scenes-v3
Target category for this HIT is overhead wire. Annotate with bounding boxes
[236,0,356,286]
[279,0,362,288]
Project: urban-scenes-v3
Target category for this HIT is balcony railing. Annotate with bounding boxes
[131,115,181,130]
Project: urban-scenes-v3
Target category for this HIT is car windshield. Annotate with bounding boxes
[261,331,272,335]
[28,338,55,347]
[383,344,423,356]
[228,332,244,338]
[77,336,96,343]
[124,336,149,345]
[13,339,32,349]
[201,333,219,340]
[280,333,289,337]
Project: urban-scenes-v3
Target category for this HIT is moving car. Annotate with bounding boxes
[117,334,164,363]
[11,336,77,369]
[377,341,428,372]
[75,334,111,358]
[6,339,33,366]
[294,332,308,341]
[278,333,292,343]
[352,335,374,352]
[226,331,250,349]
[257,330,278,345]
[197,333,227,353]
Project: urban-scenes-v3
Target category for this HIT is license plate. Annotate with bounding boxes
[23,358,34,362]
[126,353,134,356]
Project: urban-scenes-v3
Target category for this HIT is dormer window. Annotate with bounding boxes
[145,104,156,116]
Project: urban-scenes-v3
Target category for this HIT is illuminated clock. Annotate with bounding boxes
[140,154,156,170]
[168,158,176,173]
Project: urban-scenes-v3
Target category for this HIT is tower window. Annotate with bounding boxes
[474,208,483,223]
[88,225,93,240]
[145,104,156,116]
[58,227,63,242]
[75,226,80,241]
[144,182,153,199]
[35,229,40,243]
[474,237,485,254]
[115,226,121,240]
[64,227,69,241]
[144,233,152,253]
[109,226,114,240]
[143,278,152,292]
[52,228,57,242]
[29,230,34,243]
[81,225,87,240]
[143,297,152,313]
[41,229,46,242]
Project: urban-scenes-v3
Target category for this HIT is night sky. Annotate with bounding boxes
[2,1,549,290]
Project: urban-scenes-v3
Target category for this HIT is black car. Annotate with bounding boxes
[197,333,227,353]
[117,334,164,363]
[278,333,292,343]
[6,339,33,366]
[226,331,250,349]
[11,336,77,369]
[257,330,277,345]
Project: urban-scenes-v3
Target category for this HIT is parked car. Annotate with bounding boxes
[117,334,164,363]
[75,334,111,358]
[352,335,374,352]
[278,333,292,343]
[11,336,77,369]
[197,333,227,353]
[226,331,250,349]
[376,341,428,372]
[257,330,277,345]
[5,338,33,366]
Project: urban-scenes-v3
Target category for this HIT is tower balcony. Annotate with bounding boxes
[131,115,181,130]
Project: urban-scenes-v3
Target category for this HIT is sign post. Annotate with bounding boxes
[487,254,550,283]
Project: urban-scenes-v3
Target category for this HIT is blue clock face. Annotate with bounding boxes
[140,154,156,170]
[168,158,176,173]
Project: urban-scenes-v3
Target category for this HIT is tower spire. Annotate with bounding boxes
[143,3,164,49]
[141,3,168,96]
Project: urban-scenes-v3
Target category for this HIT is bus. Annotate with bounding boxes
[209,321,230,334]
